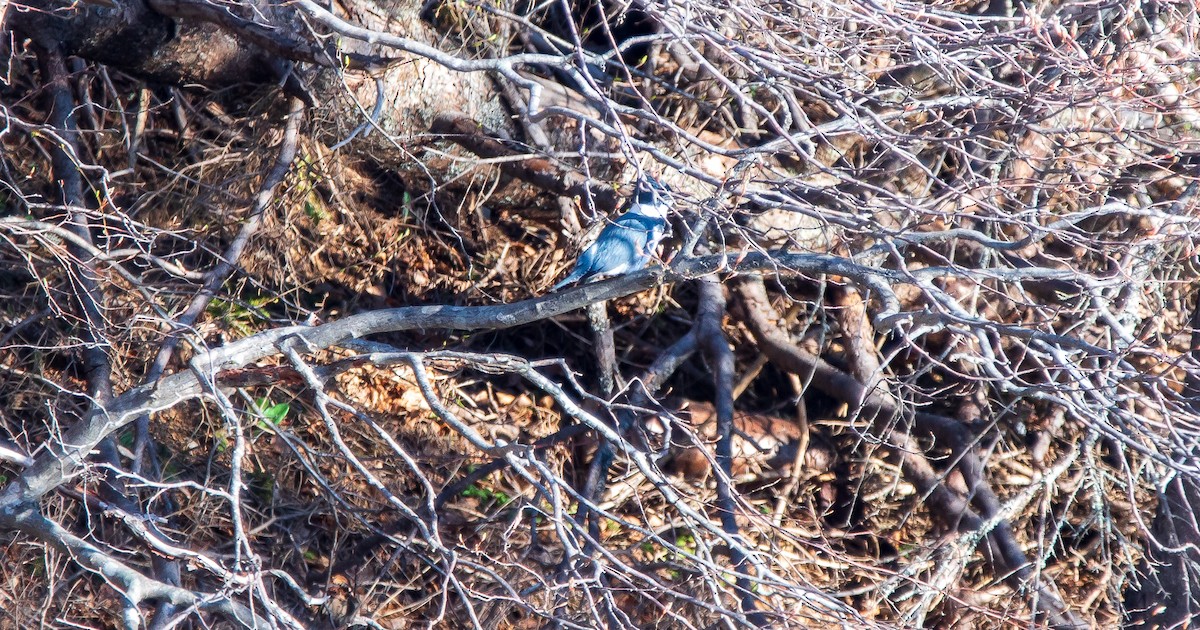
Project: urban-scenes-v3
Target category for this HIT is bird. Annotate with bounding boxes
[550,177,673,291]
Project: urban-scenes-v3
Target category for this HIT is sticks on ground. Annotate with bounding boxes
[732,276,1085,629]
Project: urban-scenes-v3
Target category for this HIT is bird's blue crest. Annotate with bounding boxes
[635,176,673,207]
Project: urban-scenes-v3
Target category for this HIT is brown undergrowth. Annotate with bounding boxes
[2,6,1198,626]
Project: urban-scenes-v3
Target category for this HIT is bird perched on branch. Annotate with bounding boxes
[550,177,673,291]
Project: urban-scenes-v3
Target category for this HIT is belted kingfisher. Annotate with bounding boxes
[550,177,673,291]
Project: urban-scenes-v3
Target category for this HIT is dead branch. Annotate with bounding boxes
[696,273,765,623]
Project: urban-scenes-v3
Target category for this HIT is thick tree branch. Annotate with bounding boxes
[35,44,112,406]
[696,274,764,623]
[0,249,1111,509]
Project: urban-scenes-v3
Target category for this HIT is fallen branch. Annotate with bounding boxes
[0,249,1107,509]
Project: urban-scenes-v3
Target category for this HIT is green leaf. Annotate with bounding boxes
[263,403,290,425]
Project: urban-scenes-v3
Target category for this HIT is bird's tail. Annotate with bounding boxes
[550,268,585,292]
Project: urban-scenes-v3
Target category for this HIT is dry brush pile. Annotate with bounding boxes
[0,0,1198,628]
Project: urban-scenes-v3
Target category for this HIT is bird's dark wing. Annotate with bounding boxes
[585,224,646,276]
